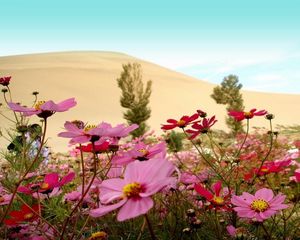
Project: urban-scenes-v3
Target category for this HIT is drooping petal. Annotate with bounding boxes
[90,199,126,218]
[117,197,153,221]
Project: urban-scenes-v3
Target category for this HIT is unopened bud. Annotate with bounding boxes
[265,114,274,120]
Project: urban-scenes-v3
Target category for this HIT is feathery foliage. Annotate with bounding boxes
[211,74,245,135]
[117,63,152,137]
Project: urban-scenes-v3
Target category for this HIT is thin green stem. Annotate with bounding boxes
[144,214,157,240]
[251,120,274,185]
[0,118,47,224]
[59,141,98,240]
[183,129,229,186]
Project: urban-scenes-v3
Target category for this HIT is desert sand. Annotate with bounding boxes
[0,51,299,152]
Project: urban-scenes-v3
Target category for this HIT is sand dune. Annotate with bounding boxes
[0,51,299,152]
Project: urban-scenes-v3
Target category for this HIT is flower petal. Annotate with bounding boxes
[90,199,126,218]
[117,197,153,221]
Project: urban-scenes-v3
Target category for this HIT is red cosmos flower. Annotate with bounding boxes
[161,113,199,130]
[256,158,292,176]
[0,76,11,86]
[194,181,231,210]
[18,172,75,195]
[4,204,39,226]
[77,141,110,153]
[186,116,217,139]
[228,108,267,121]
[8,98,76,119]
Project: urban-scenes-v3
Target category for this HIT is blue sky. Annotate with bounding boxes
[1,0,300,93]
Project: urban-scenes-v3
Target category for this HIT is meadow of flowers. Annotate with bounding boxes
[0,76,299,240]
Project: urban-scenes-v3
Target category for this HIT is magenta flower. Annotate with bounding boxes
[231,188,288,222]
[228,108,267,121]
[161,113,199,130]
[186,116,217,139]
[256,158,292,176]
[0,76,11,86]
[8,98,76,119]
[194,181,230,210]
[89,158,175,221]
[18,171,75,195]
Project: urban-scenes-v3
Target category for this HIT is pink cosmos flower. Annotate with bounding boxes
[18,171,75,195]
[228,108,267,121]
[180,172,199,185]
[59,121,137,145]
[186,116,217,139]
[89,158,175,221]
[231,188,288,222]
[0,76,11,86]
[112,141,166,165]
[0,194,12,205]
[58,121,106,144]
[161,113,199,130]
[8,98,76,119]
[194,181,231,210]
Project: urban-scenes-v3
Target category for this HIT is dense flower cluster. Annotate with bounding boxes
[0,76,299,239]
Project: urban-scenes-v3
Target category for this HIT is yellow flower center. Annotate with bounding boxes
[40,182,49,190]
[260,167,269,173]
[84,124,97,132]
[123,182,142,198]
[250,199,269,212]
[138,148,149,156]
[177,119,186,127]
[244,111,254,119]
[213,196,224,205]
[34,101,46,110]
[24,213,34,220]
[88,231,107,240]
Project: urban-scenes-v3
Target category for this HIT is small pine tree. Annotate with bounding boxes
[211,74,245,135]
[117,63,152,138]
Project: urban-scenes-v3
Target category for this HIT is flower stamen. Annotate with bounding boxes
[250,199,269,212]
[35,101,46,110]
[123,182,142,198]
